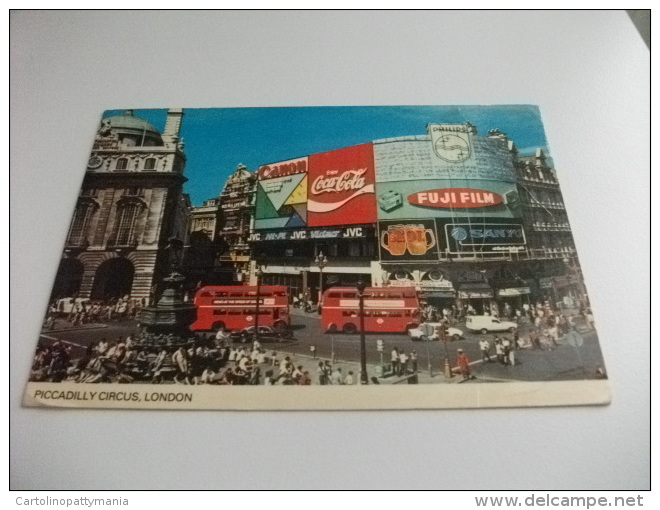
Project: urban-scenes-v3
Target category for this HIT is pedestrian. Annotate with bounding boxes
[456,349,471,381]
[479,338,491,362]
[495,339,506,365]
[502,337,511,365]
[324,360,333,383]
[344,371,354,385]
[410,350,418,373]
[215,326,229,348]
[317,361,327,385]
[331,367,343,385]
[391,347,400,377]
[399,351,409,376]
[586,310,595,330]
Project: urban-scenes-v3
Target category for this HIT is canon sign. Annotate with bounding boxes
[258,158,307,180]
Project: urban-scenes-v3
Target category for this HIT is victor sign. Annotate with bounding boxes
[408,188,504,209]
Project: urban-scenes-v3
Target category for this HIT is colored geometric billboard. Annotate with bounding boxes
[254,157,308,230]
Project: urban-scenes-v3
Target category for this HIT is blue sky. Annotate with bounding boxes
[103,105,549,207]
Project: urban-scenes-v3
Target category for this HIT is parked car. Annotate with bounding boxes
[408,322,464,342]
[229,325,293,343]
[466,315,517,334]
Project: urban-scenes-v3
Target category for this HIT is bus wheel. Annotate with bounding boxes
[273,321,287,333]
[212,321,225,332]
[327,324,338,333]
[481,328,488,335]
[343,323,357,334]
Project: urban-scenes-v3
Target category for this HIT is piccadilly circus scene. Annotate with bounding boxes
[28,105,607,391]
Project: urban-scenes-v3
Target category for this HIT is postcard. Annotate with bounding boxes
[22,106,610,410]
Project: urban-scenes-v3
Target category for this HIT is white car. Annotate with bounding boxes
[408,322,464,342]
[465,315,518,334]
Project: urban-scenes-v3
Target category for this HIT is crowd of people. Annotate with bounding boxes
[29,330,322,386]
[45,296,144,328]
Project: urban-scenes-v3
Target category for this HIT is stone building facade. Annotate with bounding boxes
[185,164,256,285]
[50,109,189,302]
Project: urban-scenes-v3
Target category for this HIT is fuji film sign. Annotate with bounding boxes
[408,188,503,209]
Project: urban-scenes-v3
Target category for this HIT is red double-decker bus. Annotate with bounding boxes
[320,287,420,333]
[190,286,290,332]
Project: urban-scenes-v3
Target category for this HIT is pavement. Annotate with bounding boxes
[41,318,109,333]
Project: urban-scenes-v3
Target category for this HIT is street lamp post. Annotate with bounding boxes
[438,323,452,378]
[254,266,263,345]
[356,279,368,384]
[315,251,327,313]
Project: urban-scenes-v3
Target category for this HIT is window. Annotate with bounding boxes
[123,187,143,197]
[116,158,128,171]
[67,202,95,246]
[114,203,141,245]
[144,158,156,170]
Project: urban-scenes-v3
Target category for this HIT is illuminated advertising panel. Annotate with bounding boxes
[441,219,526,254]
[307,144,377,227]
[374,126,521,221]
[378,218,439,262]
[254,157,308,230]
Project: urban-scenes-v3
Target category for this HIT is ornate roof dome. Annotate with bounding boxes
[102,110,163,146]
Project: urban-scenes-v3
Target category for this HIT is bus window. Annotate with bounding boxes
[328,292,341,298]
[341,292,355,298]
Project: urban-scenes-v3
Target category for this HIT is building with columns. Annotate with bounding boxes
[50,109,189,303]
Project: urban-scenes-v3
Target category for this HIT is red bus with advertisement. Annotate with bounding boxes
[190,286,290,332]
[320,287,420,333]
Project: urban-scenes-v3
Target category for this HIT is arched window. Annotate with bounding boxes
[113,201,143,246]
[116,158,129,171]
[144,158,156,170]
[67,201,96,247]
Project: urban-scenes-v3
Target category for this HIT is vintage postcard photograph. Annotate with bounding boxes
[22,105,610,410]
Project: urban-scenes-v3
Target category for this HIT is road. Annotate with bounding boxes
[36,311,607,382]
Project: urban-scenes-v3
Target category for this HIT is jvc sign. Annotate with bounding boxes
[444,221,526,254]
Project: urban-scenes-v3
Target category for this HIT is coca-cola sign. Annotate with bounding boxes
[408,188,503,209]
[307,144,377,227]
[311,168,367,195]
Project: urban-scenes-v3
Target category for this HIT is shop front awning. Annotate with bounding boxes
[422,291,456,299]
[456,283,493,299]
[497,287,531,297]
